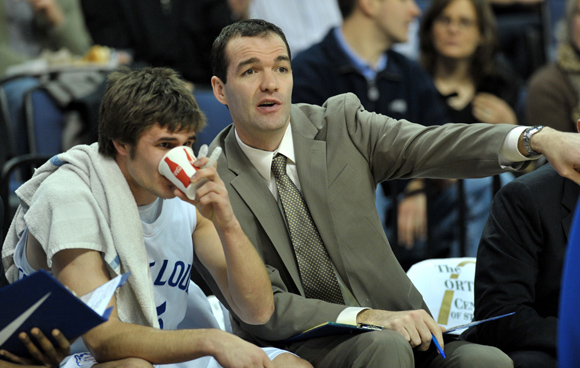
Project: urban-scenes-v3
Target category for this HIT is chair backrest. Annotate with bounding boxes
[1,154,52,237]
[193,88,232,150]
[407,257,476,335]
[0,195,7,287]
[0,87,16,168]
[0,196,4,241]
[25,87,65,155]
[0,155,48,288]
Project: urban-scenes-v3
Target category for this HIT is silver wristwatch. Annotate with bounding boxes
[522,125,544,157]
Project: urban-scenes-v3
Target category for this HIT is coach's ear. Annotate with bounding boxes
[211,76,228,107]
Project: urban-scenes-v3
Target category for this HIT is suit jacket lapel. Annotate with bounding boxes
[290,109,350,290]
[223,130,304,293]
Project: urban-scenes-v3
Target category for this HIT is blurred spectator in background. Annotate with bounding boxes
[525,0,580,133]
[81,0,243,88]
[292,0,444,123]
[419,0,521,126]
[245,0,342,56]
[0,0,93,157]
[0,0,92,78]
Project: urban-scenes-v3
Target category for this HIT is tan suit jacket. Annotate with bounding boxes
[203,93,516,346]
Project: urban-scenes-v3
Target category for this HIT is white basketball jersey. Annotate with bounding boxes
[144,198,197,330]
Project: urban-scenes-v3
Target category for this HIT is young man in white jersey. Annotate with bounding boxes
[1,67,311,368]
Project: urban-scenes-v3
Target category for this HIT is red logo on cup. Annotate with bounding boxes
[184,148,196,165]
[164,157,191,188]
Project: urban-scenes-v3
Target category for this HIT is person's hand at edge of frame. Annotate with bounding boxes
[0,328,70,368]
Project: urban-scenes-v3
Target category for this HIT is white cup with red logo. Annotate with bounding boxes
[158,146,200,200]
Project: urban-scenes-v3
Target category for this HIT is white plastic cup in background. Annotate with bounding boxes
[158,146,199,200]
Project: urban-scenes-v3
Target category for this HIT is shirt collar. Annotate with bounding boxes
[333,26,388,80]
[235,123,296,181]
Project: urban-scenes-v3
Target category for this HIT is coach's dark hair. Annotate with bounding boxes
[98,67,206,158]
[211,19,291,84]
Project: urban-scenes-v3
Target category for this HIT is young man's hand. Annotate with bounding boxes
[0,328,70,368]
[174,154,237,232]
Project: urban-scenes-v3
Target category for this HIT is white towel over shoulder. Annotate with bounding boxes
[2,143,159,328]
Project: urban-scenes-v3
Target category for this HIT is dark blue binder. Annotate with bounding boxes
[0,270,124,357]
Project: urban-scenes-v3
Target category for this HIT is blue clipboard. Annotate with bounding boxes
[0,270,127,357]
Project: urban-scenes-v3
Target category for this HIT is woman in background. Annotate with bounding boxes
[419,0,521,126]
[417,0,519,257]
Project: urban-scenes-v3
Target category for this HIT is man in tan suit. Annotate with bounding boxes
[201,18,580,368]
